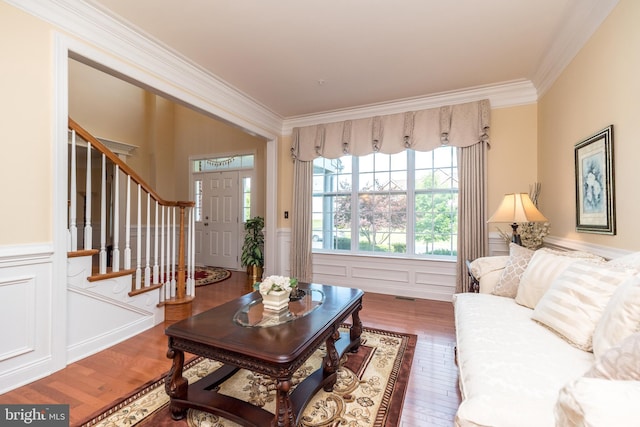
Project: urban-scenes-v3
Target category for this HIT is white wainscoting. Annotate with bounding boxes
[0,244,55,394]
[276,230,511,301]
[66,255,163,364]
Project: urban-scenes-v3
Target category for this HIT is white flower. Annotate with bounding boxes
[258,275,298,294]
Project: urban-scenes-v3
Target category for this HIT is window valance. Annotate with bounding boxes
[291,99,490,161]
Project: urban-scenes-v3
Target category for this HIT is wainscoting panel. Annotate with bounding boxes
[0,274,36,362]
[0,244,54,394]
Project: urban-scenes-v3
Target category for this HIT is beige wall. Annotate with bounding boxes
[0,3,52,244]
[538,0,640,250]
[173,105,267,216]
[487,104,538,221]
[278,134,294,229]
[69,59,181,199]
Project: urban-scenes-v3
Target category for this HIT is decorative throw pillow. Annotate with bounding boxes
[492,243,535,298]
[555,377,640,427]
[515,248,604,309]
[586,332,640,380]
[592,276,640,358]
[531,262,634,351]
[606,251,640,271]
[469,256,509,280]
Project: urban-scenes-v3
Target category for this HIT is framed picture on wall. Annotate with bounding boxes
[574,125,615,234]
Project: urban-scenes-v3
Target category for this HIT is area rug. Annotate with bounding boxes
[194,266,231,287]
[77,326,416,427]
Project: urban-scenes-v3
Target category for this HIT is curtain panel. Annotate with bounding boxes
[289,99,490,290]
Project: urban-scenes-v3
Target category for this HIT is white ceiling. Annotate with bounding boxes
[87,0,616,119]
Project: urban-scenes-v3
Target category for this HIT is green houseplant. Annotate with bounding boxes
[241,216,265,283]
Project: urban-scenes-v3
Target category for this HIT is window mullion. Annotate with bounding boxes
[407,150,415,255]
[351,156,359,252]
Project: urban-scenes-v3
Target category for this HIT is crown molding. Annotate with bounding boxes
[533,0,620,97]
[281,79,537,134]
[6,0,283,138]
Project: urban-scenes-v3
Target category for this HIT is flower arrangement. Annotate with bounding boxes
[258,275,298,295]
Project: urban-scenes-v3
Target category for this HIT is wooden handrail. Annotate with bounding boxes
[69,117,196,320]
[68,117,194,209]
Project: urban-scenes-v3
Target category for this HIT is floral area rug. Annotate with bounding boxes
[194,266,231,287]
[77,327,416,427]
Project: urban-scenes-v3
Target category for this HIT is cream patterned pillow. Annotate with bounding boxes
[592,275,640,358]
[586,332,640,380]
[492,243,534,298]
[515,249,604,309]
[532,262,634,351]
[555,377,640,427]
[606,251,640,271]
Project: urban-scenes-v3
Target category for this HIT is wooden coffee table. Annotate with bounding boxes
[164,283,364,427]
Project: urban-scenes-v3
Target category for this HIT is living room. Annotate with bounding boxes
[1,0,638,425]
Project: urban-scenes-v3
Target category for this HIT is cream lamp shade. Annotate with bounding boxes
[488,193,547,245]
[488,193,548,223]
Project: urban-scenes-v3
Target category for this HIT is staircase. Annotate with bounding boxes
[66,118,195,361]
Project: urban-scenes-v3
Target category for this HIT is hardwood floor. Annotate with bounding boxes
[0,272,460,426]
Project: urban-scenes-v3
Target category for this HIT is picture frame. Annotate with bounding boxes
[574,125,615,234]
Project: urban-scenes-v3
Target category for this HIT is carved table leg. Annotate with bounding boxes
[349,300,363,352]
[274,378,295,427]
[165,345,188,420]
[322,329,341,392]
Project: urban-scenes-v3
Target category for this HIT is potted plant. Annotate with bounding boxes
[241,216,265,283]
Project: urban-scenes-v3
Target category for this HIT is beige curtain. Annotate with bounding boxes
[290,100,490,286]
[290,137,314,282]
[456,141,489,293]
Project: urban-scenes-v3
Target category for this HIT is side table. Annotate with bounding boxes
[465,259,480,293]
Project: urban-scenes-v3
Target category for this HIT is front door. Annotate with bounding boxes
[195,171,239,269]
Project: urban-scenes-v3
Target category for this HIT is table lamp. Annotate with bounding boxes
[488,193,547,245]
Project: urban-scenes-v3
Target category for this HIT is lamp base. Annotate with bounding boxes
[510,223,522,246]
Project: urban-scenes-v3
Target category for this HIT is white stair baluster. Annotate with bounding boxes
[159,205,165,302]
[135,184,142,290]
[99,153,107,274]
[112,165,120,272]
[124,176,131,270]
[69,130,77,252]
[153,200,159,284]
[144,192,151,287]
[165,207,172,300]
[84,143,92,250]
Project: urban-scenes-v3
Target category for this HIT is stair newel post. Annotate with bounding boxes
[99,153,107,274]
[160,204,165,303]
[69,130,77,252]
[171,206,176,297]
[188,208,195,297]
[176,205,187,300]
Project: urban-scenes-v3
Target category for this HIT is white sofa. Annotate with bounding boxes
[453,245,640,427]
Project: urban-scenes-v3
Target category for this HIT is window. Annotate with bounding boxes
[312,147,458,257]
[193,154,254,172]
[242,177,251,222]
[194,179,203,222]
